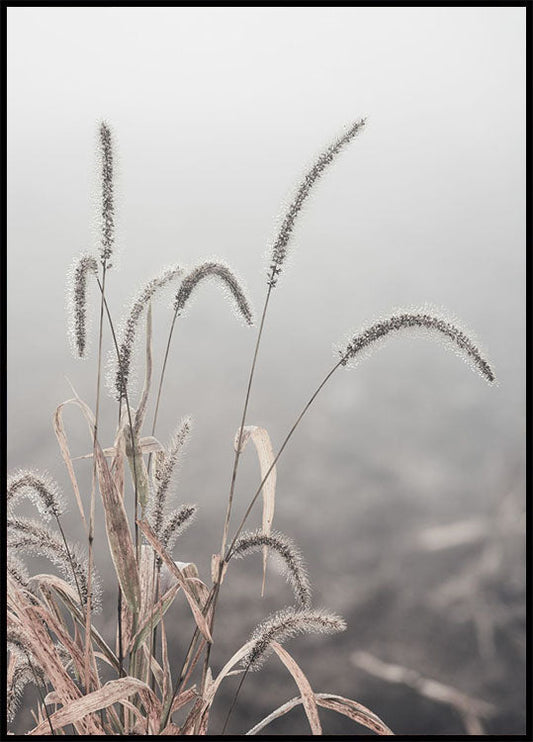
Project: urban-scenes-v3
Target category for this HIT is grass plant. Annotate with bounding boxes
[6,118,494,735]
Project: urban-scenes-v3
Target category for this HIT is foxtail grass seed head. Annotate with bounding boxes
[7,658,38,723]
[7,517,100,611]
[160,504,197,552]
[242,606,347,671]
[99,121,115,266]
[7,628,45,724]
[338,311,495,384]
[7,470,65,521]
[66,254,98,358]
[173,261,254,325]
[7,554,30,590]
[232,530,311,607]
[150,416,193,535]
[268,118,366,288]
[112,265,183,400]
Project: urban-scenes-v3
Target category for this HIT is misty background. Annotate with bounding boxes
[7,7,525,735]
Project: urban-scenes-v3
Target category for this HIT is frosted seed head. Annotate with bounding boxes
[242,606,347,671]
[173,260,254,326]
[107,265,183,400]
[336,306,495,384]
[7,470,65,521]
[267,118,366,288]
[148,416,193,535]
[232,529,312,607]
[7,516,100,611]
[98,121,115,266]
[160,504,197,553]
[66,253,98,359]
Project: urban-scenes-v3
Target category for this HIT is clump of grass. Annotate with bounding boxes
[7,118,495,736]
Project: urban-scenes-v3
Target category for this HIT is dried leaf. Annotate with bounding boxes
[28,677,156,735]
[137,520,212,642]
[234,425,276,594]
[171,686,198,714]
[204,640,253,706]
[128,583,180,654]
[246,696,302,734]
[52,401,88,532]
[272,641,321,734]
[315,694,393,735]
[53,393,141,615]
[94,439,141,614]
[246,692,393,736]
[38,573,120,672]
[211,553,228,585]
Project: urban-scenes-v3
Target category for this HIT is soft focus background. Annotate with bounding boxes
[7,7,525,735]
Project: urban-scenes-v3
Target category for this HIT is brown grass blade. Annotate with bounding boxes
[204,640,253,707]
[28,677,156,735]
[246,695,304,734]
[94,439,142,614]
[141,644,165,693]
[8,584,101,734]
[271,641,322,734]
[38,573,120,672]
[315,694,393,735]
[128,583,180,654]
[234,425,277,594]
[52,401,88,532]
[137,519,212,642]
[246,692,393,735]
[53,393,141,614]
[171,686,198,714]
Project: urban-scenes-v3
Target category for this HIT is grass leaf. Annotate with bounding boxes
[137,519,212,642]
[272,641,321,734]
[234,425,277,594]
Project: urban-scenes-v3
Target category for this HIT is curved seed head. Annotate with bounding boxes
[111,265,183,400]
[149,416,193,535]
[232,529,311,607]
[338,311,495,384]
[7,517,100,611]
[242,606,346,671]
[160,504,197,553]
[7,470,65,521]
[174,261,254,325]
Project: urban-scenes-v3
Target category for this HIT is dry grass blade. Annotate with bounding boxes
[234,425,277,594]
[315,694,394,735]
[38,573,120,672]
[246,695,304,734]
[128,582,180,654]
[272,641,321,734]
[137,519,212,642]
[28,677,156,735]
[52,402,88,532]
[94,438,142,614]
[53,393,141,613]
[203,640,254,708]
[246,692,393,735]
[171,686,198,714]
[8,586,100,734]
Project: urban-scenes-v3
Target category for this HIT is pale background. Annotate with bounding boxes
[8,7,525,735]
